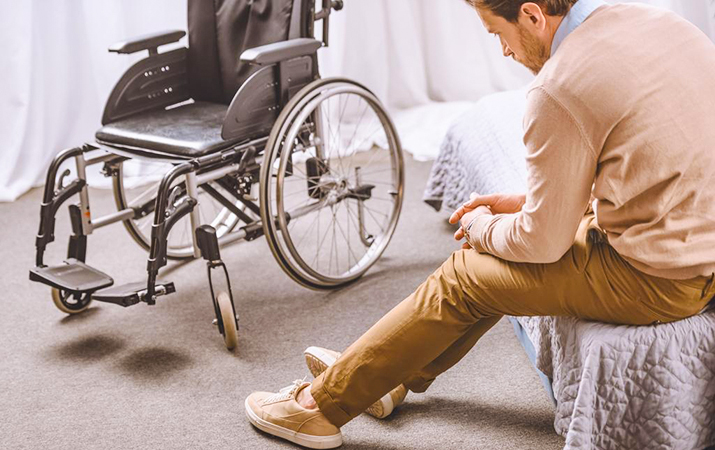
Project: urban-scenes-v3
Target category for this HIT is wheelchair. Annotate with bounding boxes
[29,0,404,351]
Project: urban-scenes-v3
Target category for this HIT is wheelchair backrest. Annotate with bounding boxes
[187,0,314,105]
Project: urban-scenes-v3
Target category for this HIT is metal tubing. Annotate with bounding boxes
[217,228,247,246]
[91,208,135,229]
[42,146,86,204]
[85,152,126,167]
[35,144,95,267]
[185,172,202,258]
[201,183,256,225]
[287,200,323,221]
[146,162,195,300]
[196,164,239,186]
[214,177,262,215]
[35,179,86,267]
[74,153,94,235]
[313,107,326,161]
[153,163,195,226]
[322,6,330,46]
[355,167,371,247]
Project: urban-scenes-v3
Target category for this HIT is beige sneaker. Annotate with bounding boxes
[304,346,408,419]
[245,379,342,449]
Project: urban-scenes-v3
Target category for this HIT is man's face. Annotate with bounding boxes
[476,6,550,75]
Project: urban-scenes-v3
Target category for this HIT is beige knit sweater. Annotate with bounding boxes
[469,3,715,280]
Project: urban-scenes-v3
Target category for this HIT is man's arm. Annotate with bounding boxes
[466,87,599,263]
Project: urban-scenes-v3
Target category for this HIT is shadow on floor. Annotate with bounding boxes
[246,424,409,450]
[49,334,125,362]
[389,396,556,435]
[116,347,193,382]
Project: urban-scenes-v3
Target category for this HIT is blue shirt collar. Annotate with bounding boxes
[551,0,607,56]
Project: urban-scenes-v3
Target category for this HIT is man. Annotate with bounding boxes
[244,1,715,448]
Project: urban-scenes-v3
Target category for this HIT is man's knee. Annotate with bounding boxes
[421,250,471,299]
[409,250,492,319]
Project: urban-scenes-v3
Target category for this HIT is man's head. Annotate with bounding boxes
[466,0,576,74]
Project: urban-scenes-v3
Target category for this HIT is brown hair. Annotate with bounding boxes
[465,0,578,22]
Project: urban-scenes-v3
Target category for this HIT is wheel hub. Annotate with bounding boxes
[320,174,353,204]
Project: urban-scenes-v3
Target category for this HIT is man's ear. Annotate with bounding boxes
[520,2,547,30]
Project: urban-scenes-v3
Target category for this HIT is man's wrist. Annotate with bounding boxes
[464,214,491,253]
[464,216,478,242]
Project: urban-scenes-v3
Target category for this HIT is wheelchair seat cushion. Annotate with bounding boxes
[96,102,240,157]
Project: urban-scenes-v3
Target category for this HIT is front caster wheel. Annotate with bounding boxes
[216,291,238,351]
[51,288,92,314]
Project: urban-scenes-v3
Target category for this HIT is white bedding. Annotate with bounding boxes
[423,89,715,449]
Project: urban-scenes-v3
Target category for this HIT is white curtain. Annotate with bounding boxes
[0,0,187,202]
[1,0,712,201]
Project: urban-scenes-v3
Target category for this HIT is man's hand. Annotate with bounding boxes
[452,206,493,248]
[449,193,495,249]
[461,193,526,215]
[450,192,525,249]
[449,192,525,225]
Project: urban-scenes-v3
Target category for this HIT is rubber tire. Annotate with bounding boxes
[51,288,92,315]
[259,77,404,290]
[216,291,238,351]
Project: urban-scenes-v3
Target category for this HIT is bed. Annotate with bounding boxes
[423,89,715,450]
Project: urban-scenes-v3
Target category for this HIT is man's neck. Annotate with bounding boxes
[550,0,607,56]
[545,14,568,56]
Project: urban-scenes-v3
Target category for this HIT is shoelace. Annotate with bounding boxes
[262,378,307,405]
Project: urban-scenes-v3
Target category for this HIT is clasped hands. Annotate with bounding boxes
[448,193,526,249]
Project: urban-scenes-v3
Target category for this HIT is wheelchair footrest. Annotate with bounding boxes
[93,281,176,307]
[30,259,114,293]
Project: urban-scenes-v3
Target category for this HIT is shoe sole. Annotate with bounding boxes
[245,397,342,449]
[304,347,392,419]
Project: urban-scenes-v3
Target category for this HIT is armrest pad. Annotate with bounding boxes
[108,30,186,54]
[240,38,322,65]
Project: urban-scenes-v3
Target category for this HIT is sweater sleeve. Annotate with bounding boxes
[466,87,598,263]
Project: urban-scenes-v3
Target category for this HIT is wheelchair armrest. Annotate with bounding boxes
[108,30,186,55]
[240,38,322,66]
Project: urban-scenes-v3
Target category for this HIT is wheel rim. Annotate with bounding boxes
[261,79,404,288]
[113,159,255,259]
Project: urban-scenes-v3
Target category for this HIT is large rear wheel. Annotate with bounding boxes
[260,78,404,289]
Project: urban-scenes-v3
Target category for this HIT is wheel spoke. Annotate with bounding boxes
[356,168,396,176]
[343,102,370,158]
[263,80,403,287]
[293,206,323,250]
[363,205,389,233]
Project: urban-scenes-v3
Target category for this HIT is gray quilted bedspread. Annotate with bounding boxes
[423,89,528,212]
[423,89,715,449]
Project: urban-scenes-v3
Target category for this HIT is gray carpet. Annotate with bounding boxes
[0,155,564,449]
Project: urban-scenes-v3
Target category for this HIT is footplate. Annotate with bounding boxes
[29,259,114,293]
[93,281,176,307]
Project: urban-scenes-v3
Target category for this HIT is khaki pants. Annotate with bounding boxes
[310,214,715,427]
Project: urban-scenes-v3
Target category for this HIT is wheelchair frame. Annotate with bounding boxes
[29,0,404,351]
[34,137,270,298]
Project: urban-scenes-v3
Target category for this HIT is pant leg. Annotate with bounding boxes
[402,316,501,393]
[404,215,715,394]
[311,214,714,427]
